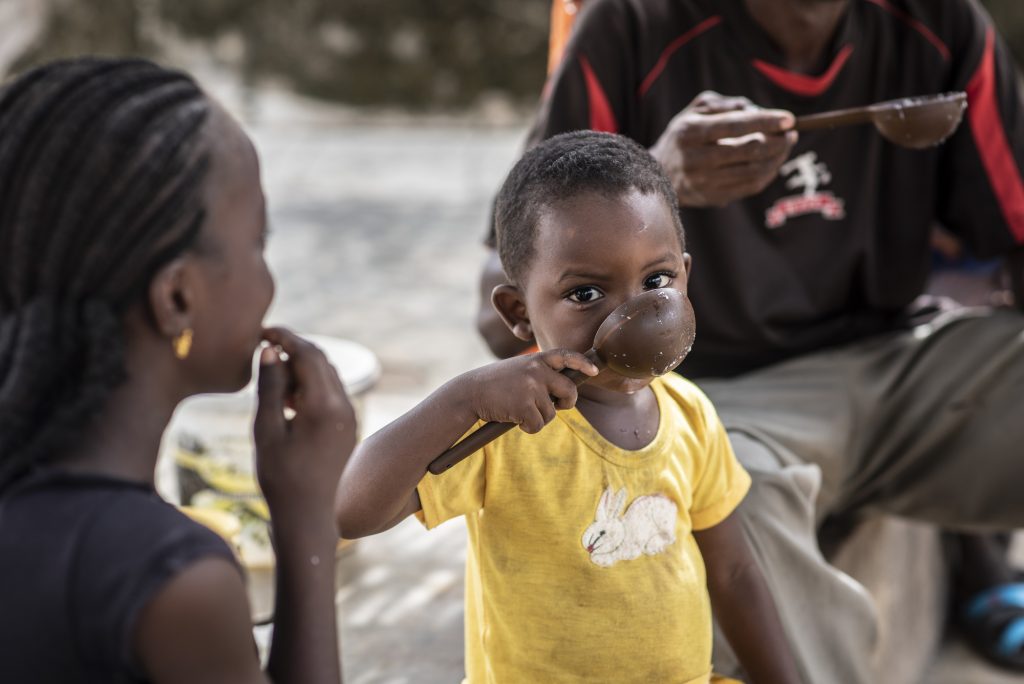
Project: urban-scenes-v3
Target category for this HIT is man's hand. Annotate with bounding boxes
[650,91,798,207]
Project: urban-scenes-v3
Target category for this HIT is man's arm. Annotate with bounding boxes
[937,4,1024,268]
[694,512,803,684]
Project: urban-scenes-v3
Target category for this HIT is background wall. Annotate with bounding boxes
[3,0,1020,115]
[2,0,550,113]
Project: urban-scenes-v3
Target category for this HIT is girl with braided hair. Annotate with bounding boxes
[0,57,355,683]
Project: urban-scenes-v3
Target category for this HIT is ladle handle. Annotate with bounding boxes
[427,352,601,475]
[795,106,875,132]
[427,422,517,474]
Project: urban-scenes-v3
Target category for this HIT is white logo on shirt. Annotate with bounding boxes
[582,486,677,568]
[765,151,846,228]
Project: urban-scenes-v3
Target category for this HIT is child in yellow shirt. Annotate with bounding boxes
[337,131,800,684]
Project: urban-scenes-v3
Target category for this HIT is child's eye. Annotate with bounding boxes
[567,286,603,303]
[643,273,673,289]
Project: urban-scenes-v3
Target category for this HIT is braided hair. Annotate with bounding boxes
[0,57,213,491]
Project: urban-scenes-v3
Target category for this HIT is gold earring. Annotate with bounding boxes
[173,329,194,360]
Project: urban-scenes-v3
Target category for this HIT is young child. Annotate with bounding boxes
[0,58,353,683]
[337,131,800,683]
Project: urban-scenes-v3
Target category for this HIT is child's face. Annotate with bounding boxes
[514,188,691,394]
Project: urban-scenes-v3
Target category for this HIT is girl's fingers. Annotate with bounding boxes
[261,327,333,408]
[254,346,287,446]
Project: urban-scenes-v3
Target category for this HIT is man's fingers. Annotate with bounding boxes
[699,173,782,206]
[691,91,753,112]
[691,90,723,108]
[710,154,788,181]
[677,109,795,146]
[692,95,755,115]
[684,131,796,169]
[688,140,794,191]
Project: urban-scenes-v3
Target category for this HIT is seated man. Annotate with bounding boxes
[478,0,1024,680]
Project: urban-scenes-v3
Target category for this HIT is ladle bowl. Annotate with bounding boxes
[591,288,695,378]
[427,288,694,474]
[795,92,967,149]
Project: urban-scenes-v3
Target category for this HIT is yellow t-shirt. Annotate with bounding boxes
[417,373,751,684]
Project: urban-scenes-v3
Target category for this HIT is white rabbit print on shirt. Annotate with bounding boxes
[582,486,677,568]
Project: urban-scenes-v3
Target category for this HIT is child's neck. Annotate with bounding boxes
[575,384,660,451]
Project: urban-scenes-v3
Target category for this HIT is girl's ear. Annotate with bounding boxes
[147,256,194,339]
[491,284,533,341]
[681,252,693,289]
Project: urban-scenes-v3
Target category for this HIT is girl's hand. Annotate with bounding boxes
[462,349,599,433]
[253,328,357,527]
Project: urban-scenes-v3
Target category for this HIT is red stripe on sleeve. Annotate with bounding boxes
[579,56,619,133]
[752,45,854,97]
[638,16,722,97]
[966,28,1024,243]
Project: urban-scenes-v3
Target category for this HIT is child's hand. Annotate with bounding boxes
[464,349,599,433]
[253,328,357,528]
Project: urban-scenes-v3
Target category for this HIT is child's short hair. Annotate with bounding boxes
[494,130,684,285]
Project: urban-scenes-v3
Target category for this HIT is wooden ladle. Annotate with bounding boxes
[427,288,695,474]
[795,92,967,149]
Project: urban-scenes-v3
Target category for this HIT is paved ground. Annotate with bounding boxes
[167,114,1021,683]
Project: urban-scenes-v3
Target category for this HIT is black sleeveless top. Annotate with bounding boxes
[0,468,237,683]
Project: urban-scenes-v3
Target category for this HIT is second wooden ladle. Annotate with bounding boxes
[795,92,967,149]
[427,288,695,474]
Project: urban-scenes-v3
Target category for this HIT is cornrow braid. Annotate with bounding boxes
[0,57,212,491]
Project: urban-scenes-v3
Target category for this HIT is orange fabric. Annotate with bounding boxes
[548,1,584,74]
[517,343,540,356]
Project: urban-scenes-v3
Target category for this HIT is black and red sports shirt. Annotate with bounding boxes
[517,0,1024,378]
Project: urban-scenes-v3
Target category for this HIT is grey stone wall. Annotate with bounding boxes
[7,0,551,111]
[4,0,1023,111]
